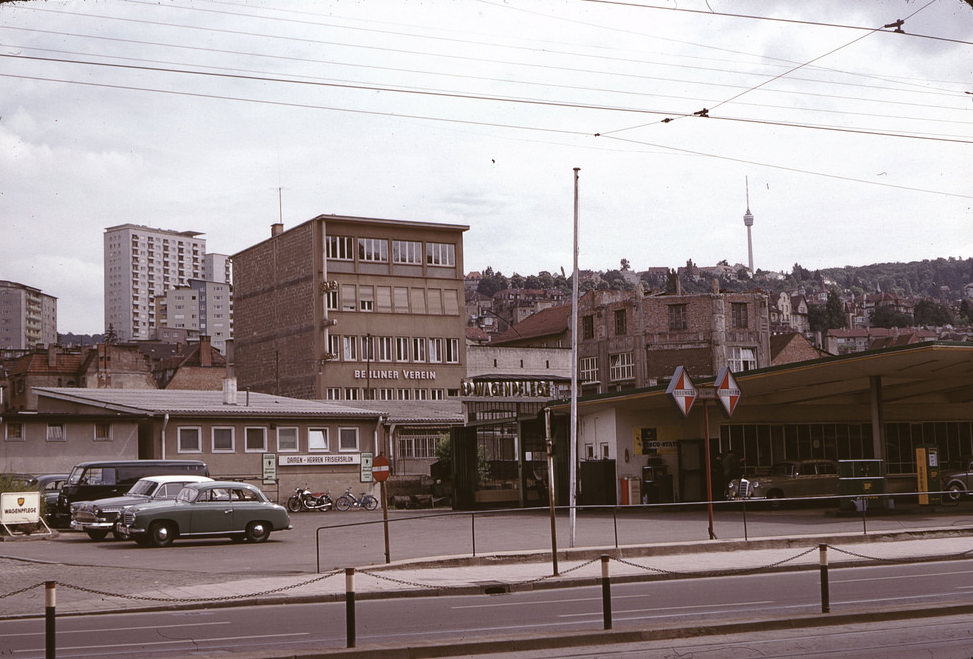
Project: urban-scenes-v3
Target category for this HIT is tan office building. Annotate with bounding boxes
[232,215,469,404]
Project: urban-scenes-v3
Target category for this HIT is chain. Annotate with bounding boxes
[359,569,450,591]
[0,582,42,600]
[58,570,343,604]
[360,557,602,591]
[613,546,818,578]
[827,543,973,564]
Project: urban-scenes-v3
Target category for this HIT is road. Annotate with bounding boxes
[3,558,973,657]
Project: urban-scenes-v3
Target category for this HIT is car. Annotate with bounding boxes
[70,475,213,540]
[941,459,973,502]
[116,481,291,547]
[0,473,35,490]
[726,459,839,505]
[27,474,69,523]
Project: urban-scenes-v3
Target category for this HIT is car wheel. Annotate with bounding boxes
[245,521,271,543]
[85,529,109,541]
[767,491,784,509]
[149,521,175,547]
[946,482,965,503]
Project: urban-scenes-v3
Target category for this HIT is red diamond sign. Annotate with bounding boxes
[714,366,741,417]
[666,366,698,418]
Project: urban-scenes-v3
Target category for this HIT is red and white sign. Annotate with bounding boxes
[666,366,698,418]
[714,367,742,416]
[371,454,391,483]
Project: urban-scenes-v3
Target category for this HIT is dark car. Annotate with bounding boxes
[28,474,69,521]
[942,459,973,502]
[70,475,213,540]
[116,481,291,547]
[727,459,839,504]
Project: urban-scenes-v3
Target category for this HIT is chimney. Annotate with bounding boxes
[199,335,212,367]
[712,279,720,294]
[223,376,238,405]
[47,344,57,368]
[271,223,284,237]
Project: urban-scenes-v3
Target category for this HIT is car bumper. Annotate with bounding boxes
[70,520,115,531]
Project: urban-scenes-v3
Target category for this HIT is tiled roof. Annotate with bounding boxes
[33,387,380,418]
[339,399,464,425]
[491,304,571,345]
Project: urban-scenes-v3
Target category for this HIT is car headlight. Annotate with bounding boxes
[751,480,761,489]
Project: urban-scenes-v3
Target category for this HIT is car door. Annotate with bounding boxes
[189,487,235,534]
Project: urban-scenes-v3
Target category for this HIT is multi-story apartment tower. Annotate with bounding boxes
[103,224,205,341]
[154,280,233,353]
[0,280,58,350]
[232,215,469,401]
[203,253,233,284]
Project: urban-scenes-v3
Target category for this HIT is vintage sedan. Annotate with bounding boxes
[726,459,839,505]
[116,481,291,547]
[70,475,212,540]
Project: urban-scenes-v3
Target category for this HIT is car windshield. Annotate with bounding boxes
[126,479,159,496]
[66,466,86,485]
[770,463,797,477]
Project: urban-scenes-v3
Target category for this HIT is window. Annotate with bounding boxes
[397,388,411,400]
[361,335,375,361]
[338,427,359,452]
[582,315,594,340]
[212,427,234,452]
[46,424,64,442]
[426,242,455,266]
[6,423,24,441]
[410,288,426,314]
[430,388,445,400]
[376,286,392,312]
[443,289,460,315]
[308,428,329,451]
[668,304,687,330]
[377,336,394,362]
[445,338,460,364]
[342,335,358,361]
[341,284,357,311]
[428,337,444,363]
[378,388,395,400]
[392,240,422,264]
[731,302,749,329]
[412,337,426,362]
[609,352,634,381]
[580,356,599,382]
[325,290,338,310]
[326,388,341,401]
[245,427,267,453]
[178,427,201,453]
[277,427,299,452]
[358,238,388,262]
[344,387,360,400]
[94,422,112,441]
[614,309,627,335]
[414,388,428,400]
[393,287,409,312]
[397,430,438,458]
[729,346,758,372]
[326,235,354,260]
[328,334,340,359]
[428,288,443,314]
[395,337,410,362]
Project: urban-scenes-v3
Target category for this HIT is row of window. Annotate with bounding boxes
[327,335,461,364]
[326,236,455,267]
[4,423,111,442]
[325,387,454,401]
[579,347,758,384]
[583,302,751,339]
[177,426,359,454]
[326,284,460,315]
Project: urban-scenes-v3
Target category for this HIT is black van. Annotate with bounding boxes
[54,460,209,526]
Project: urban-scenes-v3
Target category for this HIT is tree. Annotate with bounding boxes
[913,299,953,326]
[871,305,913,328]
[509,273,525,289]
[477,269,508,297]
[825,289,846,329]
[620,258,631,271]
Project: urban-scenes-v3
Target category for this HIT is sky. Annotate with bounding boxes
[1,0,971,334]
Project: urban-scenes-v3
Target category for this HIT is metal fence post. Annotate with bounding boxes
[345,567,356,648]
[601,555,612,630]
[45,581,55,659]
[819,544,830,613]
[471,512,476,557]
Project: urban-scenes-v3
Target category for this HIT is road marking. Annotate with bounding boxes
[836,569,973,584]
[557,600,775,618]
[23,632,309,653]
[2,621,230,637]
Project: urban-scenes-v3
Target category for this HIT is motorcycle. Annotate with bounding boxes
[286,486,333,512]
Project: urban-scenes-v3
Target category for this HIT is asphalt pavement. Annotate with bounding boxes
[3,503,973,657]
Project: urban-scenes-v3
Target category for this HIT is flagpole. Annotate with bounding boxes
[570,167,580,548]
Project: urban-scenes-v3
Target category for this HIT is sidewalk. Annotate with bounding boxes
[3,525,973,619]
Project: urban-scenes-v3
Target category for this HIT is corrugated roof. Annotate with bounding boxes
[34,387,381,418]
[344,399,464,425]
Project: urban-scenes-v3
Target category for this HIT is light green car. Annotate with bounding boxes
[116,481,291,547]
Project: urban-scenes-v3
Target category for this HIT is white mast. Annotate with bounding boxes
[570,167,580,547]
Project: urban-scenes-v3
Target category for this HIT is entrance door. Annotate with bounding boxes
[678,439,705,502]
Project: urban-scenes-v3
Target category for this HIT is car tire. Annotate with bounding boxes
[149,521,175,547]
[767,491,784,509]
[85,529,109,541]
[245,521,271,543]
[945,482,965,503]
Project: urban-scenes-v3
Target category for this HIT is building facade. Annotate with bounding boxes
[232,215,469,403]
[0,280,57,350]
[104,224,206,341]
[155,280,233,353]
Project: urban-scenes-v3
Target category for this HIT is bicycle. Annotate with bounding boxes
[335,488,379,511]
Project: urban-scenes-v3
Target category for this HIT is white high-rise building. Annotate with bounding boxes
[0,280,57,350]
[103,224,205,341]
[203,253,232,285]
[155,280,232,353]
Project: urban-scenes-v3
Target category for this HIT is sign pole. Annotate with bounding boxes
[371,453,392,563]
[703,399,716,540]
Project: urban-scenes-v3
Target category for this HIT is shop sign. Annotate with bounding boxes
[279,454,362,466]
[1,491,40,524]
[460,379,556,398]
[354,369,438,380]
[262,453,277,485]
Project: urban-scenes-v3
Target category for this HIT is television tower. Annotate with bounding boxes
[743,177,754,274]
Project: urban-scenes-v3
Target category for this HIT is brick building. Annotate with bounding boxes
[232,215,469,403]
